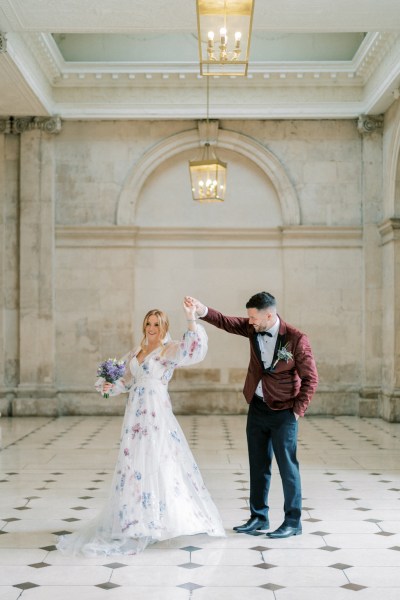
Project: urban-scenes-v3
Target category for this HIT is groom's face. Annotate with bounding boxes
[247,307,276,332]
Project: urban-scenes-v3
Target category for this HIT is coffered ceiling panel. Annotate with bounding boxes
[0,0,400,119]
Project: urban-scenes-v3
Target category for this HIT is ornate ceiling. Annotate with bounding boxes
[1,0,400,120]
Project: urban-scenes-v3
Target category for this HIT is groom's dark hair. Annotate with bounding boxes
[246,292,276,311]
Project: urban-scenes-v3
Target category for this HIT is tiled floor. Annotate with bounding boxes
[1,414,400,599]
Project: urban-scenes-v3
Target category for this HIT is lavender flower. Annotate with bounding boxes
[97,358,125,398]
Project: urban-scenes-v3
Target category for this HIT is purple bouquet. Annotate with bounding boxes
[97,358,126,398]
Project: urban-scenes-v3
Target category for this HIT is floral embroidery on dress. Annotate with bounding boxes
[141,492,152,509]
[170,429,181,443]
[131,423,148,439]
[56,324,225,557]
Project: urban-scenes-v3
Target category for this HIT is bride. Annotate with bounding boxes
[57,297,225,556]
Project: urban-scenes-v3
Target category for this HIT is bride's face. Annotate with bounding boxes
[145,315,162,344]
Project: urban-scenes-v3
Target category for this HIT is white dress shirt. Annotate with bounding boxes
[255,317,280,398]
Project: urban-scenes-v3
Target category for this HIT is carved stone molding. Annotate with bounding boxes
[197,120,219,146]
[0,115,62,135]
[0,32,7,54]
[357,114,384,134]
[378,218,400,245]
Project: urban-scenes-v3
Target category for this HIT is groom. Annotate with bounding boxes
[189,292,318,539]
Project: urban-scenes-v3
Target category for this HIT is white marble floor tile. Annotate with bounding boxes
[0,589,21,600]
[1,414,400,598]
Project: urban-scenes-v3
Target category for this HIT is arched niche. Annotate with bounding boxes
[116,128,300,226]
[136,146,282,228]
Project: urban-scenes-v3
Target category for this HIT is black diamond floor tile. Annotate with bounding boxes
[329,563,352,570]
[254,562,276,569]
[341,583,367,591]
[177,582,203,591]
[13,582,40,590]
[179,562,202,569]
[180,545,201,552]
[259,583,285,590]
[103,562,127,569]
[29,562,51,569]
[96,582,121,590]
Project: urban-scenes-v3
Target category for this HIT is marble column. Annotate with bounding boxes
[0,131,6,414]
[379,218,400,421]
[358,117,383,416]
[14,126,58,415]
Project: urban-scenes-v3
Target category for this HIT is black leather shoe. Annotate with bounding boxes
[233,517,269,533]
[266,523,302,539]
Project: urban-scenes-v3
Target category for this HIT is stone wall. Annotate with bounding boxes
[0,114,399,419]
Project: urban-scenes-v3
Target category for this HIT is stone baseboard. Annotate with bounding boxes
[0,385,389,420]
[380,390,400,422]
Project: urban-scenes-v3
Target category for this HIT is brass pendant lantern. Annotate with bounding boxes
[189,77,227,202]
[189,142,227,202]
[196,0,255,76]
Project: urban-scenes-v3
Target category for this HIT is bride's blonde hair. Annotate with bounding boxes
[140,309,170,351]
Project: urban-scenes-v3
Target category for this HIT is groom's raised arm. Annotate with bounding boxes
[187,296,250,337]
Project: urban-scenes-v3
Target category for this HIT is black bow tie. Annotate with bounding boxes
[258,331,272,337]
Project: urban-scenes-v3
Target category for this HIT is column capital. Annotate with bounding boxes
[0,117,11,134]
[0,32,6,54]
[357,114,384,135]
[0,115,62,134]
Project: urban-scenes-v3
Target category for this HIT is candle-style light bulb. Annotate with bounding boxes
[220,27,227,45]
[235,31,242,50]
[208,31,214,41]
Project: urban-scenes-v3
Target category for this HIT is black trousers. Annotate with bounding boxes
[246,395,302,526]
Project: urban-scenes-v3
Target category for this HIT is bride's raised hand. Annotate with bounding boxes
[183,297,196,321]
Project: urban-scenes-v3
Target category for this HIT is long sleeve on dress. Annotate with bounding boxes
[161,324,208,368]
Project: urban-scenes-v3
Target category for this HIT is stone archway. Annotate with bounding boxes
[116,128,300,226]
[383,101,400,217]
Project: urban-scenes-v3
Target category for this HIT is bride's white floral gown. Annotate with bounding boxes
[57,325,225,556]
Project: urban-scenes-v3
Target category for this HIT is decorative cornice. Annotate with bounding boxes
[357,114,384,134]
[378,218,400,245]
[0,32,7,54]
[354,32,398,82]
[23,33,62,82]
[0,115,62,134]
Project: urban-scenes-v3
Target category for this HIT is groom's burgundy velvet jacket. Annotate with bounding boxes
[201,307,318,417]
